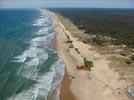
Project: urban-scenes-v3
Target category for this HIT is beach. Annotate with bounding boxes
[50,11,134,100]
[0,8,133,100]
[0,9,65,100]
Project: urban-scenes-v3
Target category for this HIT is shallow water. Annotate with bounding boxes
[0,9,64,100]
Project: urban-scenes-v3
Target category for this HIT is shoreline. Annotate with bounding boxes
[49,26,76,100]
[51,12,79,100]
[50,11,134,100]
[53,30,76,100]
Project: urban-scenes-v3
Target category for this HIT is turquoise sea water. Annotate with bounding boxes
[0,9,64,100]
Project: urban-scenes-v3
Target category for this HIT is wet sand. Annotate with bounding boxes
[60,70,76,100]
[50,11,133,100]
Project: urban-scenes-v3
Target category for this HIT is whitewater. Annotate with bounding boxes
[3,9,64,100]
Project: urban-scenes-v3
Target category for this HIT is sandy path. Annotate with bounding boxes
[50,12,133,100]
[60,70,76,100]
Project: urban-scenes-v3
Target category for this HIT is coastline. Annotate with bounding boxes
[50,11,134,100]
[48,26,75,100]
[53,16,77,100]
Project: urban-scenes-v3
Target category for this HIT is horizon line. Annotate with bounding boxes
[1,7,134,9]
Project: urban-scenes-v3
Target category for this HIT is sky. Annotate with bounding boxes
[1,0,134,8]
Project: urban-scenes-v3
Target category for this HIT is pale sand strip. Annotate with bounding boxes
[50,12,133,100]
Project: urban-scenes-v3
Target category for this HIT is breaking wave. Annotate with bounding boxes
[8,9,64,100]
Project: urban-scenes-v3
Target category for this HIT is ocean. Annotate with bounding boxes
[0,9,64,100]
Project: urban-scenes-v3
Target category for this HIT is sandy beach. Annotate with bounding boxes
[50,11,134,100]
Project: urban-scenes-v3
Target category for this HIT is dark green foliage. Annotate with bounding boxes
[69,44,74,48]
[75,48,80,54]
[64,32,70,41]
[129,55,134,61]
[66,35,70,40]
[66,40,73,43]
[50,8,134,48]
[64,32,70,40]
[84,58,93,71]
[92,38,104,46]
[125,58,132,65]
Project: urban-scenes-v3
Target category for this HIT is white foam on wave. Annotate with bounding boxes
[30,41,41,47]
[33,9,53,27]
[26,47,37,58]
[33,18,45,26]
[17,47,48,79]
[9,9,64,100]
[8,87,35,100]
[33,16,52,27]
[48,59,65,100]
[26,57,39,67]
[31,36,47,42]
[9,58,64,100]
[36,48,44,54]
[13,52,27,63]
[36,26,54,35]
[30,32,55,48]
[38,53,48,64]
[38,27,48,35]
[34,58,64,100]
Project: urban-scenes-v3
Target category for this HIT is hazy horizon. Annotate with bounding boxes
[1,0,134,9]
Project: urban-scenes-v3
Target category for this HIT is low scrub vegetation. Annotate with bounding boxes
[84,58,93,71]
[129,55,134,61]
[66,40,72,43]
[75,48,80,54]
[108,56,134,68]
[51,8,134,48]
[64,32,70,40]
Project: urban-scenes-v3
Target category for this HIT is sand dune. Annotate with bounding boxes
[50,11,133,100]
